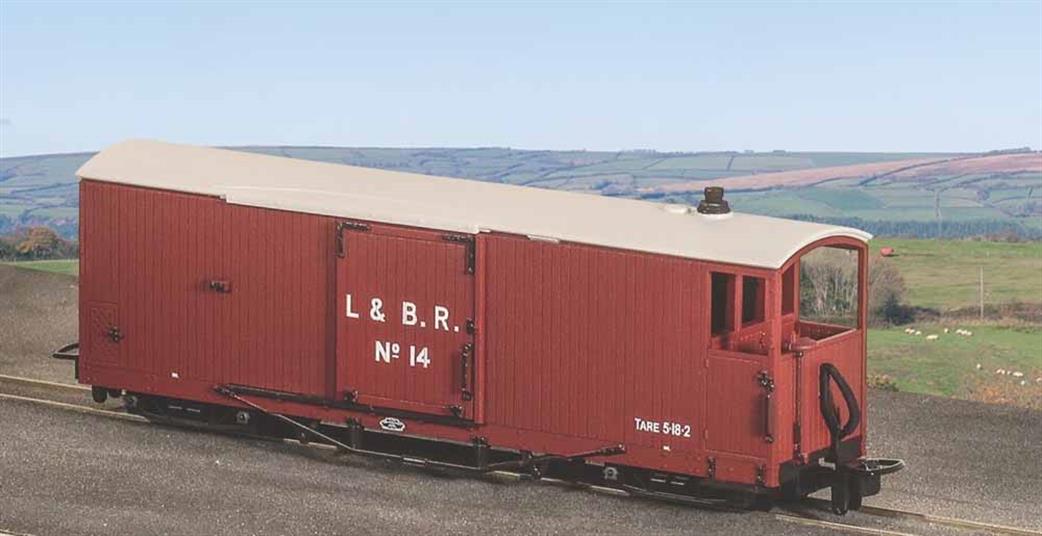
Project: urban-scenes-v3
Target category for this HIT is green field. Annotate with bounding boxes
[869,238,1042,310]
[796,188,885,211]
[2,259,79,276]
[868,325,1041,399]
[864,237,1041,407]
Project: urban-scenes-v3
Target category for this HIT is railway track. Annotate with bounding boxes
[1,373,1039,536]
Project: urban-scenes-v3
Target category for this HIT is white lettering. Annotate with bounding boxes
[375,341,392,363]
[434,305,450,331]
[633,417,692,438]
[402,301,418,326]
[345,294,360,319]
[410,346,430,368]
[370,298,386,322]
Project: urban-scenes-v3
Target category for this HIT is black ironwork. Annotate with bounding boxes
[51,342,79,361]
[460,343,474,401]
[442,233,476,274]
[335,220,371,258]
[819,362,862,514]
[208,280,232,293]
[221,383,473,428]
[212,385,624,477]
[757,370,775,443]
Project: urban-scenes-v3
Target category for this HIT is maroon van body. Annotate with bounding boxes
[78,178,871,493]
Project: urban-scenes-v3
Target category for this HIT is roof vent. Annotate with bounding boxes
[696,186,731,215]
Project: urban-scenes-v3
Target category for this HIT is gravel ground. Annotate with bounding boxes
[0,399,849,536]
[0,265,78,383]
[865,390,1042,530]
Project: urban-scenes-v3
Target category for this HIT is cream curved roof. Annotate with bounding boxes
[76,139,871,269]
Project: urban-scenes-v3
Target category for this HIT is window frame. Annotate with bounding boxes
[776,237,869,337]
[707,265,776,355]
[795,245,863,330]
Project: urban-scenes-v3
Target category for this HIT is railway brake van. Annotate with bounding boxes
[69,140,902,514]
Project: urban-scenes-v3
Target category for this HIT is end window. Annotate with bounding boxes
[799,246,860,328]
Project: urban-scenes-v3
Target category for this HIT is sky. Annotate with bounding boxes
[1,1,1040,157]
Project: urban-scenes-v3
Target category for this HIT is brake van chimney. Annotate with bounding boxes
[696,186,731,215]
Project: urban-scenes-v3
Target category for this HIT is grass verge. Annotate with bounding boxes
[2,259,79,276]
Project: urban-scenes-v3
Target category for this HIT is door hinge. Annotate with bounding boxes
[443,234,476,274]
[335,221,371,258]
[706,457,716,479]
[756,464,767,486]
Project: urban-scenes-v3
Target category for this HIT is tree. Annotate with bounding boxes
[800,248,859,326]
[800,248,912,327]
[868,256,911,326]
[14,226,68,259]
[0,237,13,261]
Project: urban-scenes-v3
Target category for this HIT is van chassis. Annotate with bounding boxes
[85,376,902,515]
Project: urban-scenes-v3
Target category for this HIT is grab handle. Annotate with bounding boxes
[819,363,861,441]
[460,343,473,401]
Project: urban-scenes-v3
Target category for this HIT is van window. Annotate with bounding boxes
[711,272,733,335]
[781,265,795,315]
[742,276,765,325]
[800,246,859,328]
[711,271,770,355]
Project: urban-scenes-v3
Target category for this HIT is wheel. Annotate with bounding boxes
[91,386,108,404]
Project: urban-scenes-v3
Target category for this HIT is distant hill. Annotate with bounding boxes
[1,146,1039,239]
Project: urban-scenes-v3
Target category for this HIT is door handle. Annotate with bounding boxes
[208,280,232,293]
[758,370,775,443]
[460,343,474,401]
